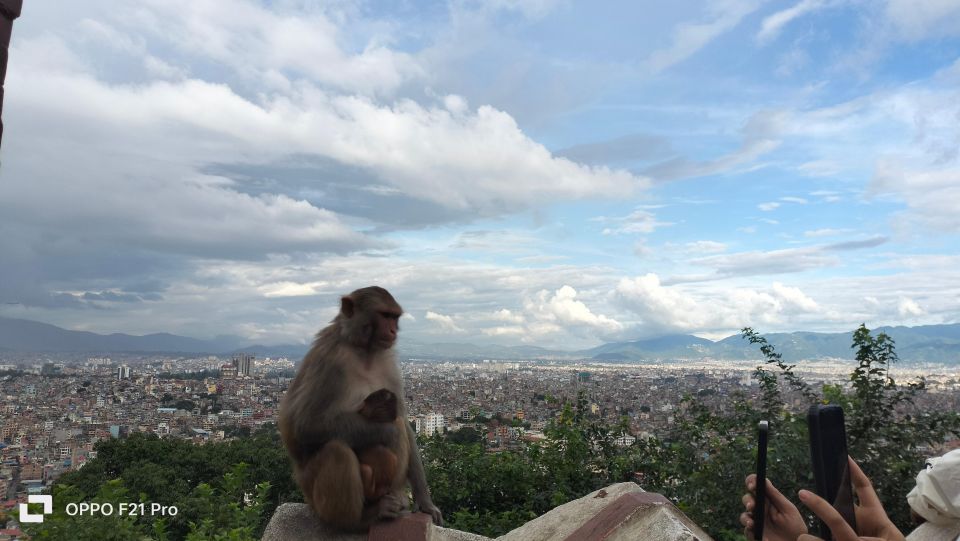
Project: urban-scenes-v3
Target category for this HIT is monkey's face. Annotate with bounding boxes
[373,310,400,349]
[338,288,403,351]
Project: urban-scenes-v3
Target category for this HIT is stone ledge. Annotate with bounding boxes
[261,484,712,541]
[260,503,366,541]
[261,506,490,541]
[496,483,711,541]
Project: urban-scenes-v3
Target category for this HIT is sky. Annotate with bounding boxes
[1,0,959,349]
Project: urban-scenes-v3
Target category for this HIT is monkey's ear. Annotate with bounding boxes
[340,296,355,318]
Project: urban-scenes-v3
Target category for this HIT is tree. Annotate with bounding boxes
[19,465,270,541]
[51,426,297,540]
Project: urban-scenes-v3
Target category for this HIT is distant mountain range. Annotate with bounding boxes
[1,316,958,364]
[0,316,250,354]
[582,326,960,363]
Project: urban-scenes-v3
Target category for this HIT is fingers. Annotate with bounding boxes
[847,457,881,509]
[745,474,796,516]
[798,535,824,541]
[799,489,859,541]
[764,478,795,514]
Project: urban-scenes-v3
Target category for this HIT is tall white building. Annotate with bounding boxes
[420,413,446,436]
[116,365,131,380]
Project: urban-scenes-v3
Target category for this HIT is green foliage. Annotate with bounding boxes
[180,464,271,541]
[422,393,634,537]
[445,426,482,444]
[49,426,297,540]
[19,465,270,541]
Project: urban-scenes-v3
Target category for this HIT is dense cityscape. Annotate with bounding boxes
[3,350,960,535]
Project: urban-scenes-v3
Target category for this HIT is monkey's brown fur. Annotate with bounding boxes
[278,286,440,531]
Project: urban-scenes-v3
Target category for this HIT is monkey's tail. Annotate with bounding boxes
[302,440,364,531]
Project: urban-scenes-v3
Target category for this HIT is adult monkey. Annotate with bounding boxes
[279,286,442,531]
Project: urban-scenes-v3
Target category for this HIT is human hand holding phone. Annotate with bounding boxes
[740,474,807,541]
[796,457,905,541]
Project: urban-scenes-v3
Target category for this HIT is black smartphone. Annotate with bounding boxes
[753,420,769,541]
[807,404,857,540]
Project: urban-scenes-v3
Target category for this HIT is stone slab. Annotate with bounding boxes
[497,483,642,541]
[562,492,672,541]
[262,485,713,541]
[260,503,365,541]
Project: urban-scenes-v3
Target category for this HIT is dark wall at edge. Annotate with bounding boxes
[0,0,23,147]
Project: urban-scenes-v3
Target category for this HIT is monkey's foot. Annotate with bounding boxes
[360,464,379,500]
[376,493,409,519]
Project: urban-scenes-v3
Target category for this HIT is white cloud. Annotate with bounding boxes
[758,202,781,211]
[774,71,960,233]
[598,210,673,235]
[804,228,851,237]
[633,241,653,258]
[771,282,820,312]
[799,161,843,178]
[481,0,563,19]
[258,281,323,298]
[684,241,728,254]
[135,0,421,96]
[425,311,465,333]
[897,297,925,317]
[524,286,624,334]
[643,110,784,181]
[691,247,835,277]
[2,22,648,276]
[780,196,808,204]
[616,274,709,330]
[492,309,525,324]
[757,0,831,44]
[481,325,527,338]
[615,274,822,333]
[884,0,960,41]
[872,164,960,232]
[649,0,764,71]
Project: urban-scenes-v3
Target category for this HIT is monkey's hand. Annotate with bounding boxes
[358,389,398,423]
[414,494,443,526]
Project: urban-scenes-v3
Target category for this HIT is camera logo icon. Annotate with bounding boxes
[19,495,53,523]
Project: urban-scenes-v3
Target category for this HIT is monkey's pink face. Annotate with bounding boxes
[374,310,401,348]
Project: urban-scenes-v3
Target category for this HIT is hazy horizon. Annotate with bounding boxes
[2,1,959,349]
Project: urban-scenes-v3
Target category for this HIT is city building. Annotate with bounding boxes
[420,413,445,436]
[232,353,254,377]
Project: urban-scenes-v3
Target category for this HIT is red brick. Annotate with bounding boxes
[368,512,432,541]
